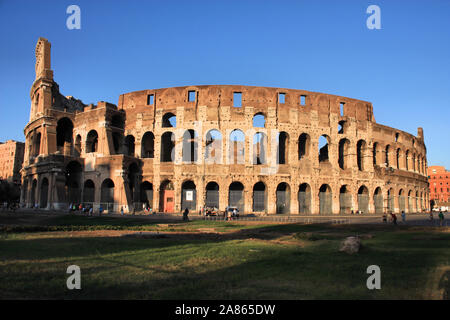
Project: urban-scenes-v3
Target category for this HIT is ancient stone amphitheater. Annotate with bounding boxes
[20,38,429,214]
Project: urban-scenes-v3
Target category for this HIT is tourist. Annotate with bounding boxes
[88,206,93,216]
[401,211,406,223]
[382,213,387,223]
[438,211,445,227]
[99,205,103,216]
[120,206,124,216]
[391,213,397,225]
[183,208,189,221]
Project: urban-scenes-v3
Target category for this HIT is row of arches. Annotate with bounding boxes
[373,143,427,174]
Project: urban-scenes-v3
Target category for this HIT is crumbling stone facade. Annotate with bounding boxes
[20,38,430,214]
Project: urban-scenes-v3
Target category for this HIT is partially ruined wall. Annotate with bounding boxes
[20,38,429,214]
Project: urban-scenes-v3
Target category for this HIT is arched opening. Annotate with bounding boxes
[182,130,198,163]
[86,130,98,153]
[124,135,135,157]
[276,183,290,214]
[34,133,41,157]
[319,184,332,214]
[277,132,289,164]
[253,132,267,165]
[358,186,369,214]
[141,132,155,158]
[405,150,410,170]
[205,182,219,209]
[162,112,176,128]
[298,183,311,214]
[65,161,82,204]
[407,190,413,213]
[205,130,222,164]
[252,113,266,128]
[159,180,174,213]
[229,182,244,213]
[74,135,82,157]
[31,179,37,206]
[128,163,140,203]
[161,132,175,162]
[357,140,366,171]
[83,180,95,203]
[385,145,390,167]
[339,185,351,214]
[252,181,266,212]
[181,180,197,211]
[387,188,394,212]
[338,120,346,134]
[396,148,401,169]
[22,179,28,203]
[56,117,74,154]
[140,181,153,209]
[338,138,350,170]
[399,189,405,212]
[100,179,115,211]
[374,187,383,213]
[318,135,329,163]
[373,142,378,166]
[40,178,49,208]
[415,191,419,212]
[298,133,310,160]
[229,129,245,164]
[112,132,123,154]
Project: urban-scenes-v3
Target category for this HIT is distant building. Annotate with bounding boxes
[427,166,450,205]
[0,140,25,184]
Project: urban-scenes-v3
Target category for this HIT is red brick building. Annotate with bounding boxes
[427,166,449,205]
[0,140,25,184]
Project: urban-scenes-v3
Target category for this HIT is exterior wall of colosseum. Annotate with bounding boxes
[20,38,430,214]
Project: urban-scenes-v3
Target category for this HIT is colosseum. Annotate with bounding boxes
[20,37,430,215]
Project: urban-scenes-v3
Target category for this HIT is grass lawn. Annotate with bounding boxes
[0,213,449,299]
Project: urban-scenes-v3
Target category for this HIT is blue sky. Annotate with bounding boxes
[0,0,449,168]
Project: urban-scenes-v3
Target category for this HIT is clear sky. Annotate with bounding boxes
[0,0,449,168]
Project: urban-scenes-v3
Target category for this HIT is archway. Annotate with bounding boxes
[40,178,49,208]
[252,182,266,212]
[159,180,174,213]
[162,113,176,128]
[399,189,405,212]
[65,161,82,204]
[338,139,350,170]
[357,140,366,171]
[141,132,155,158]
[374,187,383,213]
[277,132,289,164]
[86,130,98,153]
[298,133,310,160]
[229,182,244,213]
[182,130,198,163]
[205,182,219,209]
[56,117,74,154]
[181,180,197,211]
[253,132,267,165]
[140,181,153,209]
[339,185,351,214]
[276,183,290,214]
[124,135,135,157]
[319,184,332,214]
[407,190,413,213]
[100,179,115,211]
[31,179,37,206]
[318,135,329,163]
[358,185,369,214]
[229,129,245,164]
[298,183,311,214]
[205,130,222,164]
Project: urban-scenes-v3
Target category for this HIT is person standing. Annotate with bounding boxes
[401,211,406,223]
[120,206,124,216]
[382,213,387,223]
[438,211,445,227]
[392,213,397,225]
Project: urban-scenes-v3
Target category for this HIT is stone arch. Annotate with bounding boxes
[159,180,174,213]
[357,140,366,171]
[205,181,219,209]
[396,148,402,169]
[252,181,267,212]
[385,145,391,167]
[140,181,153,208]
[141,131,155,158]
[339,185,351,214]
[373,142,378,166]
[298,133,310,160]
[387,188,394,212]
[124,135,135,157]
[252,112,266,128]
[229,129,245,164]
[56,117,74,153]
[182,130,198,163]
[319,184,332,214]
[318,135,330,163]
[205,129,222,164]
[276,182,291,214]
[229,181,244,213]
[100,179,115,209]
[40,178,49,208]
[374,187,383,213]
[65,161,82,204]
[253,132,267,165]
[162,112,176,128]
[86,130,98,153]
[181,180,197,211]
[31,179,37,206]
[161,132,175,162]
[338,138,350,170]
[277,132,289,164]
[128,162,140,203]
[74,134,82,157]
[398,189,406,212]
[298,183,311,214]
[407,190,413,213]
[357,185,369,214]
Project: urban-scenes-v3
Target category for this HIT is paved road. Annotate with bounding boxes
[2,208,448,227]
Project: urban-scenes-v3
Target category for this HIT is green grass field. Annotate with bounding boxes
[0,213,449,299]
